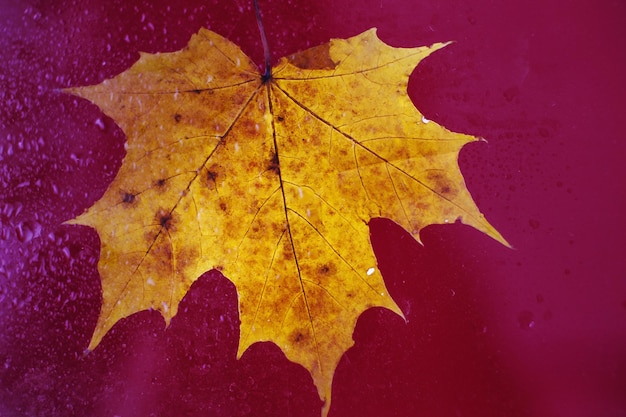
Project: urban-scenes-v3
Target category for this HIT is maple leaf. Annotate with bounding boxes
[66,28,507,416]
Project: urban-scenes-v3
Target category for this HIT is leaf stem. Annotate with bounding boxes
[253,0,272,81]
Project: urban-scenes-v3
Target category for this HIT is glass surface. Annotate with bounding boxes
[1,1,625,416]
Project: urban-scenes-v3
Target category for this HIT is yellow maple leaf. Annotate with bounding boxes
[66,28,507,416]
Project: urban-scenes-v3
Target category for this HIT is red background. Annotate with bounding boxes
[1,0,625,416]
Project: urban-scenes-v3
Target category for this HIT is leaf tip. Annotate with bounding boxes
[87,329,105,352]
[428,40,454,54]
[63,217,80,226]
[481,219,513,249]
[63,210,92,228]
[62,85,96,101]
[497,233,514,250]
[321,398,331,417]
[61,86,79,96]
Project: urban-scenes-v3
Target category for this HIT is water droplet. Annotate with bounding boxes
[366,267,375,276]
[517,310,535,330]
[15,220,42,243]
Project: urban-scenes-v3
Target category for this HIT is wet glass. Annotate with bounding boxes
[1,1,625,416]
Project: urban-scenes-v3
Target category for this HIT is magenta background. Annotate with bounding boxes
[1,0,625,416]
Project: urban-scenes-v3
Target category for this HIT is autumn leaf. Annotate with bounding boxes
[66,27,507,416]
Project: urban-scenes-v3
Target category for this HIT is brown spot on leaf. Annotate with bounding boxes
[426,171,456,198]
[240,118,260,136]
[121,191,136,204]
[287,43,338,70]
[247,160,260,171]
[219,202,228,212]
[174,113,182,123]
[268,151,280,175]
[318,263,336,276]
[204,164,224,190]
[156,178,167,188]
[205,170,218,190]
[276,115,284,122]
[170,244,199,276]
[150,239,173,270]
[156,209,173,230]
[292,331,305,344]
